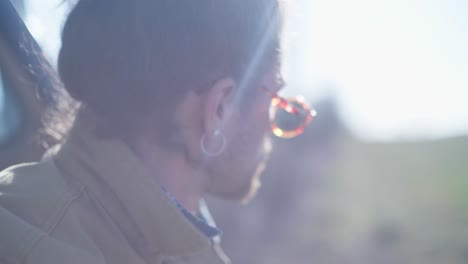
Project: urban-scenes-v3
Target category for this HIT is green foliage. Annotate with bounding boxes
[212,134,468,264]
[326,135,468,263]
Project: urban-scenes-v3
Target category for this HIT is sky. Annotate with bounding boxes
[284,0,468,141]
[0,70,7,141]
[20,0,468,141]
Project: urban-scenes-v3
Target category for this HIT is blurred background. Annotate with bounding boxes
[2,0,468,263]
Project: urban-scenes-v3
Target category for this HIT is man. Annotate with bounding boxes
[0,0,310,263]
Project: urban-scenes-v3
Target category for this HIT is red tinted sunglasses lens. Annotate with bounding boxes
[269,95,316,138]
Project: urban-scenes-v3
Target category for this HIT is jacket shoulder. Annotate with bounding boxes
[0,160,83,231]
[0,161,89,263]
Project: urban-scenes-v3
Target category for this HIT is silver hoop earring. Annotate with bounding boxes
[200,129,226,157]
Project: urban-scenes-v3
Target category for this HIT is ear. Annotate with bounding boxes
[203,77,236,134]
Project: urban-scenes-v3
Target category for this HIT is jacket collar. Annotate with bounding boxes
[53,108,211,258]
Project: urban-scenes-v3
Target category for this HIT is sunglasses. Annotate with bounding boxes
[263,88,317,139]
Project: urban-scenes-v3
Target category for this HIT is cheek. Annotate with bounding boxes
[245,91,271,123]
[253,96,272,136]
[227,95,272,152]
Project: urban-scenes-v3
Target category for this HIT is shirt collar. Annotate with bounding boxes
[53,108,212,257]
[162,187,222,239]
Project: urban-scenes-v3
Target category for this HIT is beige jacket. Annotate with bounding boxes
[0,111,230,264]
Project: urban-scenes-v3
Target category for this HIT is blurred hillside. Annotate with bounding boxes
[208,99,468,264]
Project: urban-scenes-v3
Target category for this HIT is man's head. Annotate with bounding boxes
[58,0,285,201]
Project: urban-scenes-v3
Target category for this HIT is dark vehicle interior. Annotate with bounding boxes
[0,0,55,170]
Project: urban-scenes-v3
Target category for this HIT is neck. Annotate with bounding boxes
[129,139,206,214]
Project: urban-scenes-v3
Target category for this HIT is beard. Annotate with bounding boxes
[238,159,267,204]
[206,136,272,203]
